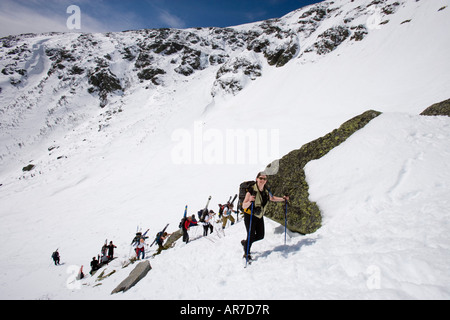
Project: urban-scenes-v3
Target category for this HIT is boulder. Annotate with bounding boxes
[111,260,151,294]
[163,229,183,249]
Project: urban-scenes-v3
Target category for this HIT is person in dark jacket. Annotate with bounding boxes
[51,250,60,266]
[156,232,171,249]
[107,241,117,260]
[90,257,100,274]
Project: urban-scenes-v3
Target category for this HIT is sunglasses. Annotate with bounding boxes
[258,177,267,181]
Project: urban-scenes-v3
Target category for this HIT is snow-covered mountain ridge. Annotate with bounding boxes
[0,0,449,300]
[2,0,449,173]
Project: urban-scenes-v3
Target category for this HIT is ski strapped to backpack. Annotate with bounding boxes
[179,205,188,229]
[229,194,237,206]
[150,223,169,247]
[199,196,212,222]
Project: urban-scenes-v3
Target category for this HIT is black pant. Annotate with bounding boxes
[244,213,265,253]
[182,228,189,243]
[203,224,213,236]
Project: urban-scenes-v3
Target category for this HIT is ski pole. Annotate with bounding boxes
[245,202,254,267]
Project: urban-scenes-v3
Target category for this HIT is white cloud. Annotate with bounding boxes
[157,9,186,29]
[0,0,189,38]
[0,1,68,37]
[0,0,137,38]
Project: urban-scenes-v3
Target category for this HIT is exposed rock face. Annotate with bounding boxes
[305,26,351,55]
[111,260,151,294]
[420,98,450,117]
[1,0,385,108]
[263,110,382,234]
[1,0,402,163]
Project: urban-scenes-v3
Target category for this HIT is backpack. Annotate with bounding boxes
[179,217,187,230]
[238,181,256,211]
[155,232,163,245]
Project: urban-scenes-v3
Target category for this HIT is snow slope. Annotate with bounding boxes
[0,0,449,300]
[9,112,448,301]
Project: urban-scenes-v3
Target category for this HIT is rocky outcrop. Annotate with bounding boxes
[111,260,151,294]
[263,110,382,234]
[305,26,351,55]
[88,67,123,108]
[420,98,450,117]
[212,57,262,96]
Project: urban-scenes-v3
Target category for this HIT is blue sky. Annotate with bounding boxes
[0,0,321,37]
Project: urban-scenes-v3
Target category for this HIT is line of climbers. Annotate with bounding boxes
[128,200,239,259]
[51,172,289,276]
[127,172,289,263]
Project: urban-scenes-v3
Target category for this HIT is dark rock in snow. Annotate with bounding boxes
[420,98,450,117]
[306,26,351,55]
[22,164,36,172]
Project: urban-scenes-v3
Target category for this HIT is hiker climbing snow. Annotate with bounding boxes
[241,172,289,262]
[202,210,215,236]
[107,241,117,260]
[51,249,60,266]
[136,238,146,260]
[222,203,236,229]
[90,256,100,274]
[183,215,198,244]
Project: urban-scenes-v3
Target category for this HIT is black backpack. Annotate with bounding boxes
[238,181,256,210]
[179,217,187,230]
[155,232,163,245]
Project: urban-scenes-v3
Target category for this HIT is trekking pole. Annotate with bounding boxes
[245,202,254,268]
[284,198,288,245]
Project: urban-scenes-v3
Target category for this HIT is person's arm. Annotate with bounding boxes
[242,192,255,210]
[268,187,289,202]
[269,194,288,202]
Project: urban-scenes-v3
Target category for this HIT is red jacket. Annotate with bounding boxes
[185,219,197,230]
